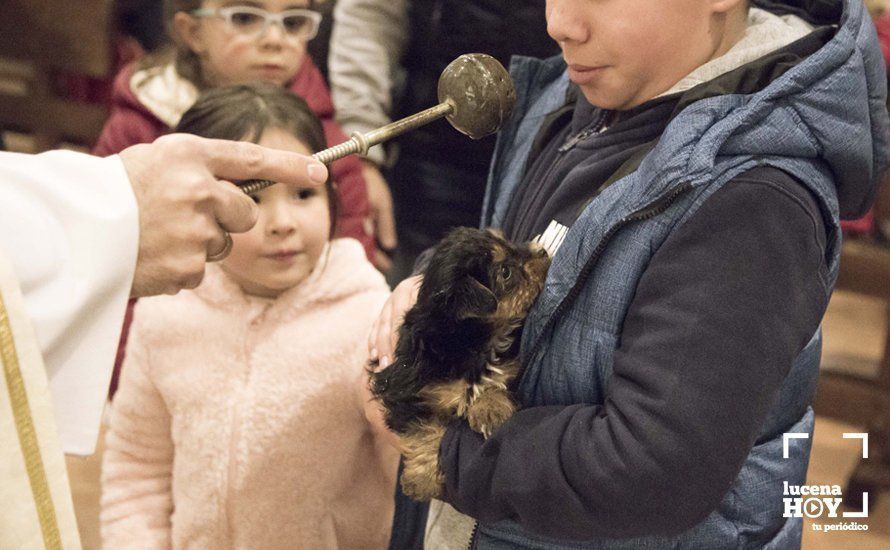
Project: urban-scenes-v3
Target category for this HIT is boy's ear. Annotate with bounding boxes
[710,0,747,15]
[451,276,498,321]
[172,12,206,55]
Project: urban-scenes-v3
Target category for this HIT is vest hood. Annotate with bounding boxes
[695,0,888,218]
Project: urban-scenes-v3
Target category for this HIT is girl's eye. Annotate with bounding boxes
[295,188,317,200]
[282,15,311,33]
[230,11,264,28]
[248,193,261,204]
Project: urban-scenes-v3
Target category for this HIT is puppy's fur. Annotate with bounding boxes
[371,227,550,500]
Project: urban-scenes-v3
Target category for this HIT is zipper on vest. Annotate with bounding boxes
[519,181,695,385]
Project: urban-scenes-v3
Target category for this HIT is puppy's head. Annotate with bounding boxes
[413,227,550,348]
[374,228,550,432]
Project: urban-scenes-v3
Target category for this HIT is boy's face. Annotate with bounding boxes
[547,0,743,110]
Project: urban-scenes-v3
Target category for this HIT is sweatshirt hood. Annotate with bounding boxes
[129,63,198,127]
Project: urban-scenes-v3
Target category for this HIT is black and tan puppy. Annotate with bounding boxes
[370,227,550,500]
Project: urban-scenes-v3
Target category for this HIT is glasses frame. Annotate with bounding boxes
[191,6,322,41]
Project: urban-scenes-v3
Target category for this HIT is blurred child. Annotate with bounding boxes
[101,84,398,549]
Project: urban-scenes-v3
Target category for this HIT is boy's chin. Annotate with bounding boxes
[580,92,631,112]
[578,84,653,112]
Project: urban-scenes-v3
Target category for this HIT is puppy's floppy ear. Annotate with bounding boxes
[452,276,497,320]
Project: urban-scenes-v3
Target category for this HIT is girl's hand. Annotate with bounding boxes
[368,274,423,369]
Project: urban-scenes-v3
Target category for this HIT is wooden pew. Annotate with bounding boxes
[814,176,890,509]
[0,0,114,151]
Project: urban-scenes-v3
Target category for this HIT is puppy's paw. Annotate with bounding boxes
[399,422,447,501]
[467,388,516,438]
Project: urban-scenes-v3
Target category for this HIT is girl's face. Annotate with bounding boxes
[176,0,312,86]
[221,127,331,298]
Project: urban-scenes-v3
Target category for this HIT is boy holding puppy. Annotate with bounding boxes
[368,0,889,547]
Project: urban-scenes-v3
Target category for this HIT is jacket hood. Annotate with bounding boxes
[109,63,170,126]
[735,0,889,218]
[116,56,335,129]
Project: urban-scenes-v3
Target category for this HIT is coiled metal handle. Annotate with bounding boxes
[237,53,514,195]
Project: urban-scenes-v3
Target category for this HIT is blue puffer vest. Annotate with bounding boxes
[472,0,888,548]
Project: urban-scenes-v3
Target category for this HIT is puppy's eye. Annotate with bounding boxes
[500,265,513,281]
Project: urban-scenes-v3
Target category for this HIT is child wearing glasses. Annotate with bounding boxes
[100,84,398,549]
[93,0,374,259]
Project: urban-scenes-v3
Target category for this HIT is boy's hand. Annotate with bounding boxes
[359,367,401,449]
[361,160,397,273]
[364,273,424,452]
[368,274,423,369]
[120,134,328,297]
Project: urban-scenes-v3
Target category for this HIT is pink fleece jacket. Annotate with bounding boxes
[101,239,398,549]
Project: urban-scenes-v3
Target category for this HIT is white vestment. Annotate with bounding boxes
[0,150,137,549]
[1,250,83,548]
[0,150,138,456]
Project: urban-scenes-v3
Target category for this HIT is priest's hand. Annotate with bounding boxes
[119,134,328,297]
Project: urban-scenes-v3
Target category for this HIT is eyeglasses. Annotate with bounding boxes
[191,6,322,41]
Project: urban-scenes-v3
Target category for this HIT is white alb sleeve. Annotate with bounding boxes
[0,150,138,454]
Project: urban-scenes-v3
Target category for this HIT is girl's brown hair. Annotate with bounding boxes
[174,83,337,236]
[137,1,205,87]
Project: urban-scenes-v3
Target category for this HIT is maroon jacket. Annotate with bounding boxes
[96,59,374,397]
[93,58,373,255]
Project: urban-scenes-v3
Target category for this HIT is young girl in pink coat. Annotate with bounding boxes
[101,84,398,549]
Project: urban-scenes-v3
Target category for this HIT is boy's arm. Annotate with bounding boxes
[328,0,408,166]
[100,322,174,548]
[437,169,831,539]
